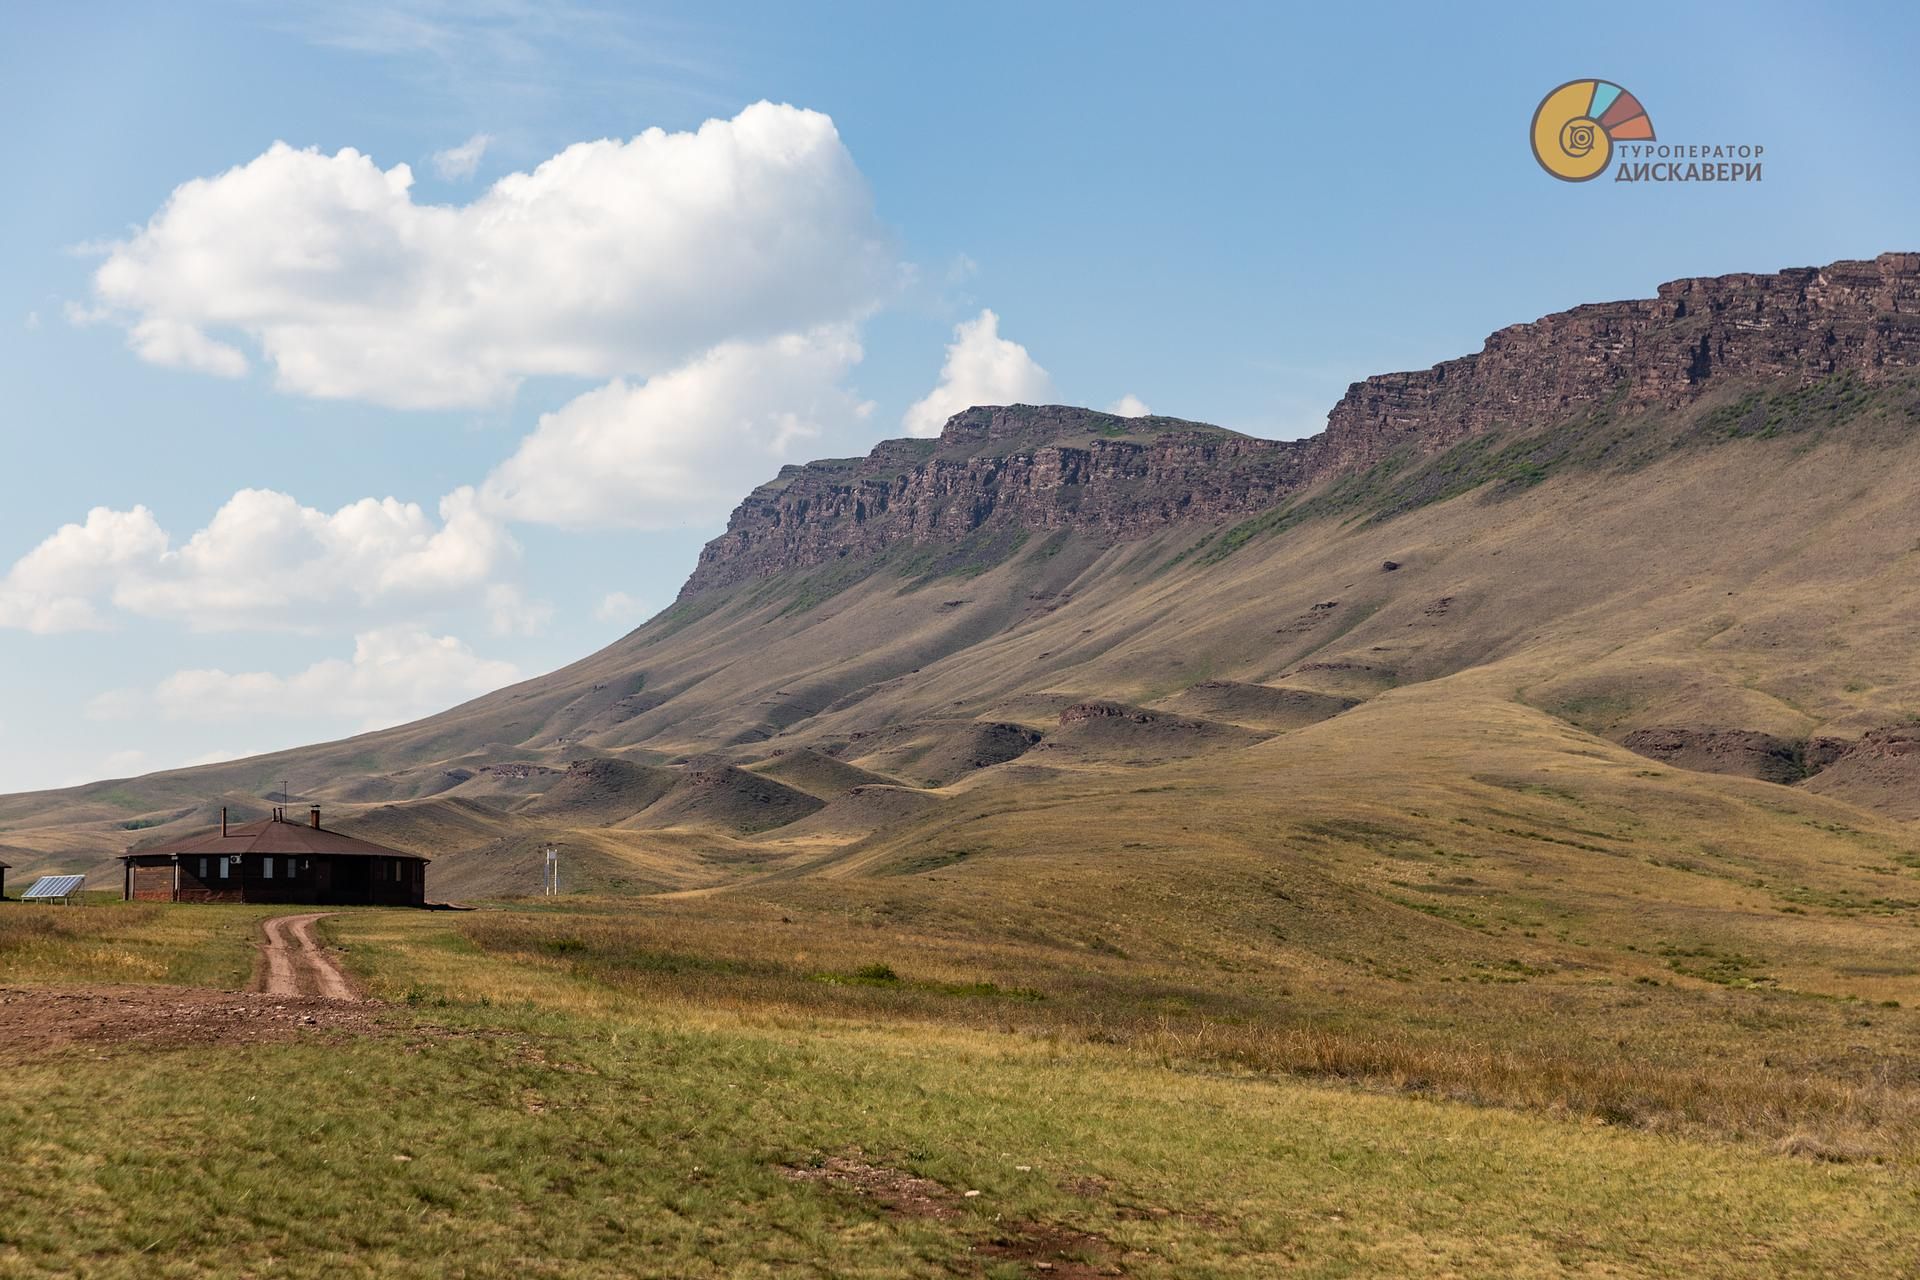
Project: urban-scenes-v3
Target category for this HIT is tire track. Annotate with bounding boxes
[254,913,355,1001]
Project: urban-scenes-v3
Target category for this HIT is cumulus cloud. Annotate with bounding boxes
[0,505,169,632]
[128,315,248,378]
[430,132,492,180]
[0,488,510,633]
[90,626,519,730]
[88,102,897,410]
[902,309,1053,438]
[480,326,871,529]
[1107,394,1151,418]
[484,583,553,636]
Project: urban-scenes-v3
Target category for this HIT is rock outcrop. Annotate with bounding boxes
[685,254,1920,595]
[1801,726,1920,820]
[1620,726,1807,784]
[685,408,1312,593]
[1316,252,1920,472]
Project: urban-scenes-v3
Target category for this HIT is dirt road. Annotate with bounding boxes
[255,913,355,1000]
[0,985,382,1059]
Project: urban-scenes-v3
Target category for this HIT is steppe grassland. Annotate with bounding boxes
[4,900,1917,1278]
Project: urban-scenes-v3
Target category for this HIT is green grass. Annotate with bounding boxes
[0,900,285,987]
[8,373,1920,1273]
[1198,373,1920,563]
[7,907,1919,1277]
[892,527,1034,587]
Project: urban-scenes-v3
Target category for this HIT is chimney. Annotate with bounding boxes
[310,805,321,830]
[221,807,228,837]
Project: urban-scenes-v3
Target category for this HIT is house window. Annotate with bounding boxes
[199,856,209,879]
[219,856,231,879]
[264,856,274,879]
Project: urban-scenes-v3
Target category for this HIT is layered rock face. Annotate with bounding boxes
[685,254,1920,594]
[1317,252,1920,472]
[685,409,1313,592]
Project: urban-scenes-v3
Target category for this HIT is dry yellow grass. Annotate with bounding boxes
[4,384,1920,1272]
[8,383,1920,877]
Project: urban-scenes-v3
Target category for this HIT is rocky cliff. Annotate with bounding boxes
[685,253,1920,594]
[685,408,1315,593]
[1316,251,1920,472]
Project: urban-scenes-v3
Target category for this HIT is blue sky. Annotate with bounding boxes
[1,0,1914,792]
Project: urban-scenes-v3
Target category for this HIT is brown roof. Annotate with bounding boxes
[126,816,428,862]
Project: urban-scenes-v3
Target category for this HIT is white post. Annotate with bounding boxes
[543,845,559,896]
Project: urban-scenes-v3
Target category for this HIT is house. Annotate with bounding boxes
[0,857,10,899]
[121,806,428,906]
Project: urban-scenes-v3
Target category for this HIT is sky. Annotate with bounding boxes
[1,0,1915,793]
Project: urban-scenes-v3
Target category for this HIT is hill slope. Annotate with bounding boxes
[3,253,1917,894]
[16,253,1920,1274]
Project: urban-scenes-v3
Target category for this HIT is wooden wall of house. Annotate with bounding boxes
[123,854,425,905]
[129,862,175,902]
[173,853,255,904]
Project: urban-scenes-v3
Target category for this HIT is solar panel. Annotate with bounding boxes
[22,874,87,901]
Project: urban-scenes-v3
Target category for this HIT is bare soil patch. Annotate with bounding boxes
[784,1154,963,1220]
[1621,725,1806,783]
[1150,680,1358,731]
[781,1152,1123,1277]
[0,985,385,1060]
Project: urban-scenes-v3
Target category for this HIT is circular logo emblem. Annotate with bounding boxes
[1531,80,1655,181]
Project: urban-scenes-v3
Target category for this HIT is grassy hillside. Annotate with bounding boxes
[6,376,1920,1275]
[3,376,1914,884]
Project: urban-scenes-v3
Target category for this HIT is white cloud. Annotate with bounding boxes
[281,1,724,108]
[902,309,1053,438]
[1107,394,1151,418]
[128,315,248,378]
[595,590,654,626]
[484,583,553,636]
[89,102,897,410]
[0,505,169,633]
[93,627,519,731]
[0,488,511,633]
[63,299,110,327]
[24,311,40,330]
[83,689,144,722]
[430,132,492,180]
[479,326,872,529]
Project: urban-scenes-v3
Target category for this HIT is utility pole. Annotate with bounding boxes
[543,844,559,896]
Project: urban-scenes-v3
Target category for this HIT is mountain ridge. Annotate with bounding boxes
[4,251,1918,886]
[688,252,1920,592]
